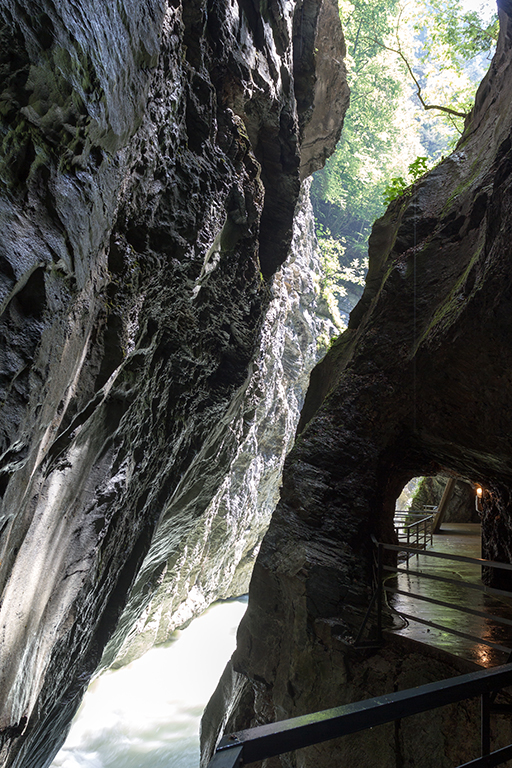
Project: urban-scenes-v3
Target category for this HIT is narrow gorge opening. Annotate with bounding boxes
[1,0,512,767]
[57,0,503,761]
[57,2,502,760]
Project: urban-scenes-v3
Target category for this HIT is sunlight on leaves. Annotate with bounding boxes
[311,0,498,324]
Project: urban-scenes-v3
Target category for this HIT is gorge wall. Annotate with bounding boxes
[409,475,479,523]
[202,1,512,765]
[0,1,348,766]
[102,184,341,670]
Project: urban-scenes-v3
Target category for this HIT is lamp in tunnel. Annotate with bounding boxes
[475,484,483,513]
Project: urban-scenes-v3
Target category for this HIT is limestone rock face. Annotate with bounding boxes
[0,0,348,765]
[207,2,512,765]
[101,183,340,669]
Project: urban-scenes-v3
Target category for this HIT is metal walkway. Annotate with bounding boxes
[206,523,512,768]
[388,524,512,667]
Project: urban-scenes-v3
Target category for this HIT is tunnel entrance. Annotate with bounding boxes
[393,474,481,557]
[378,475,512,667]
[398,475,480,529]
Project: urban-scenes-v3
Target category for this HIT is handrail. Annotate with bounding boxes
[394,513,434,522]
[378,540,512,656]
[386,587,512,629]
[393,512,434,551]
[394,512,436,518]
[207,664,512,767]
[356,539,512,656]
[207,538,512,768]
[394,515,433,533]
[388,564,512,601]
[382,541,512,572]
[385,609,512,654]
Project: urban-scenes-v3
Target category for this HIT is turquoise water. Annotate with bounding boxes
[51,598,248,768]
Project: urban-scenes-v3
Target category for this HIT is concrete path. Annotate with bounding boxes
[388,524,512,667]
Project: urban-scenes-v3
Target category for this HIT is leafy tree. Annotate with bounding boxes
[419,1,499,63]
[389,1,499,130]
[311,0,498,321]
[312,0,423,316]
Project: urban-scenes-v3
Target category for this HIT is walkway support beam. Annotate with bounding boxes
[432,477,457,533]
[482,693,491,757]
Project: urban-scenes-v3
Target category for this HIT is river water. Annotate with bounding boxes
[51,598,248,768]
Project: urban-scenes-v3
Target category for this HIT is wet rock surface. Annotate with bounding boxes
[0,0,347,765]
[102,183,340,669]
[409,475,479,524]
[206,2,512,765]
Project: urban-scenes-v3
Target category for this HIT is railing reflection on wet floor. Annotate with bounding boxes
[373,541,512,660]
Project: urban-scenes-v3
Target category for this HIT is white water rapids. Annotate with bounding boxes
[51,598,248,768]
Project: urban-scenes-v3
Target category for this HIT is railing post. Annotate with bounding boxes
[481,692,491,757]
[377,542,383,643]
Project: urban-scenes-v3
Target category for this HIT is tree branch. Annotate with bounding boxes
[352,16,364,59]
[375,37,469,119]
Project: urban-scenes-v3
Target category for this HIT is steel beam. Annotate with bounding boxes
[209,664,512,765]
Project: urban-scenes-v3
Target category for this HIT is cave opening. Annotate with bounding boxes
[390,468,512,593]
[395,474,480,533]
[390,471,496,573]
[376,469,512,666]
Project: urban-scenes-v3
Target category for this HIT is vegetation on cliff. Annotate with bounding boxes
[312,0,498,322]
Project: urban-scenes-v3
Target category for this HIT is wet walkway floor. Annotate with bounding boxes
[388,524,512,667]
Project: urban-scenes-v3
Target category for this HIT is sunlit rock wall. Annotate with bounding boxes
[102,184,340,669]
[0,0,348,765]
[204,2,512,766]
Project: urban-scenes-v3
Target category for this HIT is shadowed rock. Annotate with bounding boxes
[202,2,512,766]
[0,0,348,765]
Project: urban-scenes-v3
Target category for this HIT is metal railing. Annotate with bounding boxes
[373,541,512,656]
[393,511,434,550]
[207,663,512,767]
[206,540,512,768]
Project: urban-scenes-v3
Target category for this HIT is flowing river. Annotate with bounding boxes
[51,597,248,768]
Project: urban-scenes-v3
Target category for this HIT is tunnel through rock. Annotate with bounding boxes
[201,3,512,766]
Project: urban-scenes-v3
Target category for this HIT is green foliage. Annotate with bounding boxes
[339,258,368,287]
[315,226,347,330]
[383,155,430,203]
[408,156,429,179]
[383,176,408,205]
[405,0,498,135]
[418,1,499,63]
[311,0,498,322]
[315,228,347,297]
[311,0,422,306]
[316,230,369,291]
